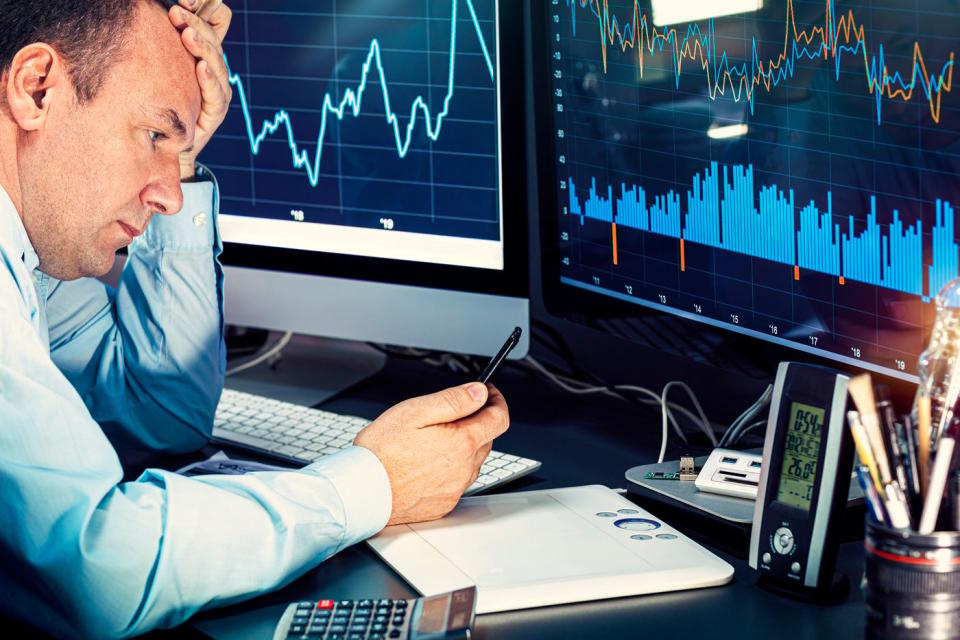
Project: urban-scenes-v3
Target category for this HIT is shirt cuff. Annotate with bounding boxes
[137,179,218,252]
[302,445,392,546]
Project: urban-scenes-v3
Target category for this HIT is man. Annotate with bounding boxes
[0,1,509,637]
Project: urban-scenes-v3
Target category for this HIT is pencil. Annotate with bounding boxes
[918,395,932,500]
[848,375,893,486]
[848,411,883,494]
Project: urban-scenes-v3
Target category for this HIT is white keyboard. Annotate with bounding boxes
[213,388,541,495]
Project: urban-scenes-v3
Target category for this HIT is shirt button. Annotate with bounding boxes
[193,213,207,227]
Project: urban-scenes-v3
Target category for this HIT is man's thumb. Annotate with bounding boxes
[392,382,488,426]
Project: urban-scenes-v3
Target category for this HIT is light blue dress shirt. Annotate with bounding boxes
[0,176,392,639]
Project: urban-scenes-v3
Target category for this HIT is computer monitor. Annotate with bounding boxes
[532,0,959,384]
[199,0,529,358]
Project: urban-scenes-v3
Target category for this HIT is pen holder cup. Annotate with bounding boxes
[864,521,960,639]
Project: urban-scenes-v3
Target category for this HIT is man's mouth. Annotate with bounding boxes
[118,221,144,240]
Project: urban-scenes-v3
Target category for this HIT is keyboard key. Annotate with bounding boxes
[276,445,302,457]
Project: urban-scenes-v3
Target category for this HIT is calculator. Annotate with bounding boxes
[272,587,477,640]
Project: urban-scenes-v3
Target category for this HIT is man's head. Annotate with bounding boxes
[0,0,201,280]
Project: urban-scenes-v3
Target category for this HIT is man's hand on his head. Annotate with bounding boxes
[168,0,233,179]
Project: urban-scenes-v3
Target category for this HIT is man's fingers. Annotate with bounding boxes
[196,59,231,120]
[170,6,224,52]
[385,383,489,428]
[173,1,232,43]
[195,0,222,21]
[203,3,233,41]
[450,388,510,446]
[473,442,493,468]
[181,26,230,88]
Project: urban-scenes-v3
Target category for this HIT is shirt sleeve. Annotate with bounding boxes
[0,296,392,638]
[46,172,225,454]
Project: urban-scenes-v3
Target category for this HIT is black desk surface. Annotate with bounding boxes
[189,353,868,640]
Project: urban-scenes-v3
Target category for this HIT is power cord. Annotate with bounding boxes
[717,384,773,448]
[225,331,294,377]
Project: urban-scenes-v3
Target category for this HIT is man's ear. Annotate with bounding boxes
[4,44,68,132]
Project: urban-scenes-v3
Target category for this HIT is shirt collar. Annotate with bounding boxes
[0,184,40,273]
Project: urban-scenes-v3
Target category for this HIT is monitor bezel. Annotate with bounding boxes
[213,0,527,301]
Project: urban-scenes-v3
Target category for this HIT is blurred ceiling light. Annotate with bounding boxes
[708,123,750,139]
[652,0,764,27]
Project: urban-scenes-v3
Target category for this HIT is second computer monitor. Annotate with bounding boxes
[534,0,959,382]
[200,0,529,357]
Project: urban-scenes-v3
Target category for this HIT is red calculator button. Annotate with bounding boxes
[317,599,334,610]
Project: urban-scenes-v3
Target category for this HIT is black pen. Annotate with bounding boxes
[877,389,907,492]
[476,327,522,384]
[901,415,920,497]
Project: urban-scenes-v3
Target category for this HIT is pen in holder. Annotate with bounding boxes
[864,520,960,639]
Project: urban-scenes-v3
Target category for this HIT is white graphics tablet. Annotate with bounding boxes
[367,485,734,614]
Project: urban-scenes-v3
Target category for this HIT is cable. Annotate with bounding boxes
[521,356,717,455]
[661,381,718,448]
[367,333,729,463]
[225,331,294,376]
[727,419,768,446]
[718,384,773,448]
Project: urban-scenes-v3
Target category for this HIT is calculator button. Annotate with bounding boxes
[330,624,348,633]
[395,600,408,609]
[317,600,335,610]
[289,624,305,634]
[372,623,387,632]
[389,631,402,639]
[338,600,354,608]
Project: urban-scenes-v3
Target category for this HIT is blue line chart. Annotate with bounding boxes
[225,0,496,188]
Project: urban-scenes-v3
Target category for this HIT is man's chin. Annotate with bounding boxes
[74,249,124,281]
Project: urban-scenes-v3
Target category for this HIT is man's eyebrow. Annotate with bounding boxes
[159,108,188,139]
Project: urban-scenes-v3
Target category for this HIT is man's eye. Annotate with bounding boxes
[148,131,166,145]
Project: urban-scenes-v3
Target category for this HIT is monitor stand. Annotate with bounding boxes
[225,334,387,408]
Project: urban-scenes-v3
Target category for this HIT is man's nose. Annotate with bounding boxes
[142,157,184,216]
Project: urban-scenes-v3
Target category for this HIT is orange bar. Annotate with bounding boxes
[839,276,845,285]
[680,238,686,272]
[612,223,619,266]
[794,265,800,281]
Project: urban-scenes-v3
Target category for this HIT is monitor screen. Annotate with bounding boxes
[535,0,959,381]
[202,0,510,272]
[194,0,529,357]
